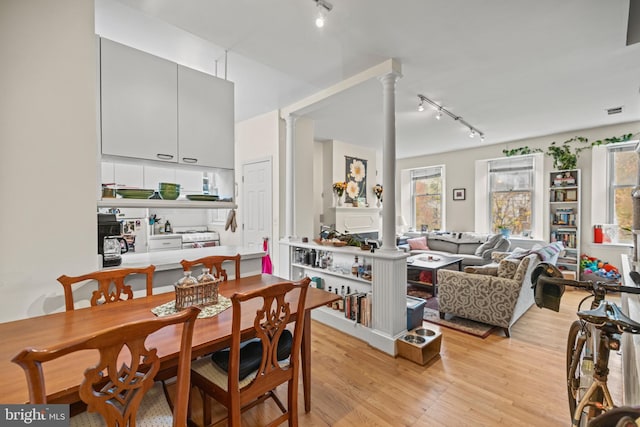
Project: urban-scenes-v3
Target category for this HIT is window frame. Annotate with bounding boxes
[410,165,445,232]
[607,141,638,224]
[487,156,535,236]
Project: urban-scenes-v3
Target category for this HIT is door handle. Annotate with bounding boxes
[156,153,174,160]
[182,157,198,163]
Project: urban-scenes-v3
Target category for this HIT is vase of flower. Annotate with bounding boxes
[333,181,346,207]
[373,184,383,209]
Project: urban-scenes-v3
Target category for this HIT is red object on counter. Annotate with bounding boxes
[593,225,603,243]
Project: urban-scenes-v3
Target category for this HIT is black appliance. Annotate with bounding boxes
[98,213,123,267]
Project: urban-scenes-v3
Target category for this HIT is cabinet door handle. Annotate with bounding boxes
[156,153,174,160]
[182,157,198,163]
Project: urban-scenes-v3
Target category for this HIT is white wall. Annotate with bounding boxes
[397,121,640,269]
[294,118,316,239]
[0,0,98,321]
[235,110,280,272]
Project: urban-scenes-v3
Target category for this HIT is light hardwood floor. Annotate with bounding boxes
[182,289,622,426]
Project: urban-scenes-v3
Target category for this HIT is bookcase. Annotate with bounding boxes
[549,169,580,276]
[282,240,408,355]
[289,243,375,342]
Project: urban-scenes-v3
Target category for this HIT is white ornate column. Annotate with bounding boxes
[367,69,407,355]
[284,114,297,240]
[378,72,400,252]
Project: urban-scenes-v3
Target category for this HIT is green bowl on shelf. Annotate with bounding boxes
[159,189,180,200]
[116,189,155,199]
[158,183,180,200]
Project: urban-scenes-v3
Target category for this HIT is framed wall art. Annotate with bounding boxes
[453,188,466,201]
[345,156,367,204]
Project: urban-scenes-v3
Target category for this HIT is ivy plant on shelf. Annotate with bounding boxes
[502,133,633,171]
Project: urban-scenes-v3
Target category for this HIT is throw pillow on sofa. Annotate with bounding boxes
[407,236,429,250]
[497,259,519,279]
[474,234,503,256]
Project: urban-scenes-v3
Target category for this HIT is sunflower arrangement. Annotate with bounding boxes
[332,181,347,197]
[373,184,383,200]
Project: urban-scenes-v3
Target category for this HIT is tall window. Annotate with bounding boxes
[607,142,638,243]
[411,166,443,231]
[488,156,534,235]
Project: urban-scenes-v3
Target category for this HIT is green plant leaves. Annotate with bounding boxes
[503,133,634,170]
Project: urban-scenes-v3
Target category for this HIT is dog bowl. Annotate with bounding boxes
[414,328,436,337]
[403,335,425,344]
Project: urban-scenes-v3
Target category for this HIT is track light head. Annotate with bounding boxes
[418,100,425,112]
[469,129,476,138]
[314,0,332,28]
[436,109,442,120]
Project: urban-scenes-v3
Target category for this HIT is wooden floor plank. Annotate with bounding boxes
[178,290,622,426]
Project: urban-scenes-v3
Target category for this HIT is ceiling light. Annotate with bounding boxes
[313,0,332,28]
[416,94,485,143]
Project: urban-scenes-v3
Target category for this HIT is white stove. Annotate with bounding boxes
[173,227,221,249]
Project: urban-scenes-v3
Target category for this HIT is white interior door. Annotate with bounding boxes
[242,159,272,252]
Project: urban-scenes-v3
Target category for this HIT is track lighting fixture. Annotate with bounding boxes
[314,0,333,28]
[417,94,485,142]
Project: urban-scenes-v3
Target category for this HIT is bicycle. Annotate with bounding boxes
[531,263,640,427]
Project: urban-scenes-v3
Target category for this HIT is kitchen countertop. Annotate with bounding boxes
[118,246,265,271]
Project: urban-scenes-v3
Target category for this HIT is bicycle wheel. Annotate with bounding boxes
[566,321,605,426]
[567,320,584,419]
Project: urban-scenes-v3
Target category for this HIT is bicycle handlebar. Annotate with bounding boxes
[536,275,640,296]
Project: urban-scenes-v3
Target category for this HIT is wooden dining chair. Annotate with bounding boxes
[12,306,200,427]
[190,277,310,427]
[57,265,155,311]
[180,254,241,282]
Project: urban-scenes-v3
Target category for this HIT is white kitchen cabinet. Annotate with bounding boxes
[100,38,178,162]
[177,65,234,168]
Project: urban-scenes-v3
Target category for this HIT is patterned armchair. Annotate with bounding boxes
[436,253,540,337]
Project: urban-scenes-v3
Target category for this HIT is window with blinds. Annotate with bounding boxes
[607,142,638,243]
[411,166,443,232]
[488,156,534,235]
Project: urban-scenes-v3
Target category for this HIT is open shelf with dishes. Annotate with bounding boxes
[549,169,580,276]
[97,198,236,209]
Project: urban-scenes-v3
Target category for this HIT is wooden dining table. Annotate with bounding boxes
[0,274,339,413]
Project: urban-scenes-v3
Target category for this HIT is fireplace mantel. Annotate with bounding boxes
[326,206,381,234]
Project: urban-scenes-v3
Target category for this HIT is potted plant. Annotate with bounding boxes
[545,137,589,170]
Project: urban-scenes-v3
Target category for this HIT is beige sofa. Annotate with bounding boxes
[436,242,563,337]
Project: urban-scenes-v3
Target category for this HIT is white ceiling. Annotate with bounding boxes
[105,0,640,159]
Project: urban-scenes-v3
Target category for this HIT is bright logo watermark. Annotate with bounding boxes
[1,405,69,426]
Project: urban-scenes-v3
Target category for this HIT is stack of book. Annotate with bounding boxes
[344,292,372,327]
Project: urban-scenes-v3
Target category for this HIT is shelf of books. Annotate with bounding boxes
[549,169,580,275]
[289,244,375,343]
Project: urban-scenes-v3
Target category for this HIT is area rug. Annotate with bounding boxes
[423,307,496,338]
[406,285,497,338]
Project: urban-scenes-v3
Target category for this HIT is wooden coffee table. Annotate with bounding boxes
[407,254,463,296]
